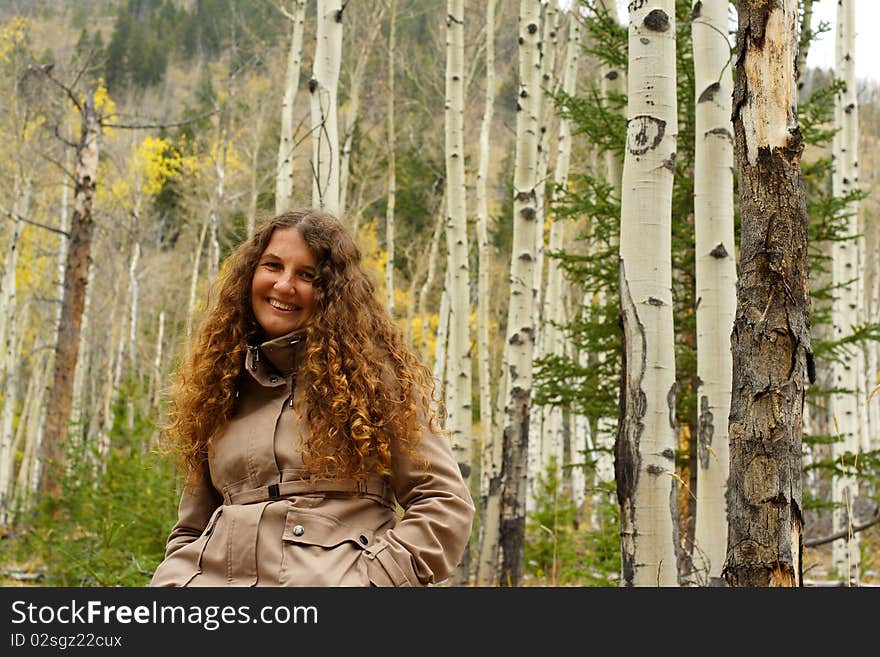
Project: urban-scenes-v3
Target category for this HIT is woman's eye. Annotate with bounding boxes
[299,271,316,282]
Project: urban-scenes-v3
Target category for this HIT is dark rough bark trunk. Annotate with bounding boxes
[499,386,528,586]
[723,0,812,588]
[41,97,100,497]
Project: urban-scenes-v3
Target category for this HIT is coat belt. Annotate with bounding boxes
[223,476,394,507]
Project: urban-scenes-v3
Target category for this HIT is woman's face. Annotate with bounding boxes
[250,227,318,339]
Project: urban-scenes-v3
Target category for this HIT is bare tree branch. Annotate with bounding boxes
[102,106,220,130]
[804,507,880,548]
[2,207,70,238]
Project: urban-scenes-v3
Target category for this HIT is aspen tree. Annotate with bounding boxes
[418,197,445,357]
[309,0,343,214]
[724,0,812,588]
[474,0,499,586]
[590,0,624,491]
[540,8,582,503]
[41,85,101,498]
[386,0,397,315]
[691,0,736,586]
[498,0,543,587]
[830,0,860,586]
[275,0,307,214]
[616,0,680,587]
[444,0,473,583]
[526,1,560,512]
[475,0,497,501]
[339,5,387,216]
[0,175,29,523]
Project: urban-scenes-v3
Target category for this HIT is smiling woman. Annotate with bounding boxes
[250,227,318,338]
[151,208,474,587]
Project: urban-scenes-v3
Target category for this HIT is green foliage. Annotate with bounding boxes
[525,462,620,586]
[3,381,179,586]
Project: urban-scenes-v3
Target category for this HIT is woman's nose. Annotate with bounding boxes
[273,273,296,293]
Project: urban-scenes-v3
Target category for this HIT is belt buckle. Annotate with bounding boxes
[268,483,280,500]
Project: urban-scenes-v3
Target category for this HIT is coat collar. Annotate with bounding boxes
[244,328,307,385]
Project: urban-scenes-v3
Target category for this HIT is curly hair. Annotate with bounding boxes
[163,208,439,484]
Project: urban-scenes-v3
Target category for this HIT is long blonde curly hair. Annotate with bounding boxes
[164,208,439,483]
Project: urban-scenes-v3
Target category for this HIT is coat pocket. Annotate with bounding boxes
[173,507,224,587]
[280,508,374,586]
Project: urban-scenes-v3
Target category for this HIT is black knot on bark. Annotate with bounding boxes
[710,242,729,258]
[520,206,536,221]
[527,23,538,34]
[698,82,720,103]
[692,0,702,19]
[308,78,318,93]
[606,70,619,80]
[518,36,524,45]
[520,89,528,98]
[643,9,670,32]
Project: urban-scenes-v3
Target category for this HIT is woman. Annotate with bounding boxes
[150,208,474,587]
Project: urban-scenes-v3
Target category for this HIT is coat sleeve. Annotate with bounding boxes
[361,416,475,586]
[163,460,223,559]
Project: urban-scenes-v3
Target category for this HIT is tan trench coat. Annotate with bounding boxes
[150,330,474,587]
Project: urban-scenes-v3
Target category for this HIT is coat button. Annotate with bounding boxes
[358,535,368,545]
[269,375,278,383]
[292,524,305,536]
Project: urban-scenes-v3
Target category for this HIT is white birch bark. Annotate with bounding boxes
[444,0,472,464]
[497,0,543,587]
[185,215,210,341]
[309,0,343,214]
[339,6,386,216]
[539,9,582,508]
[418,196,445,357]
[526,2,560,512]
[14,351,47,516]
[128,231,141,374]
[386,0,397,315]
[151,310,166,411]
[476,0,498,547]
[444,0,473,582]
[0,175,30,523]
[591,0,623,491]
[433,266,451,393]
[691,0,736,586]
[208,129,228,285]
[869,238,880,449]
[246,103,265,238]
[276,0,308,214]
[830,0,860,586]
[617,0,679,587]
[598,0,624,194]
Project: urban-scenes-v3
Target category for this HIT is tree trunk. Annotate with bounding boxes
[339,4,386,216]
[724,0,811,588]
[418,195,445,357]
[498,0,542,587]
[42,93,101,497]
[385,0,397,316]
[540,9,581,506]
[276,0,308,214]
[691,0,736,586]
[310,0,344,214]
[830,0,860,586]
[475,0,497,532]
[444,0,473,584]
[616,0,680,587]
[0,174,30,523]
